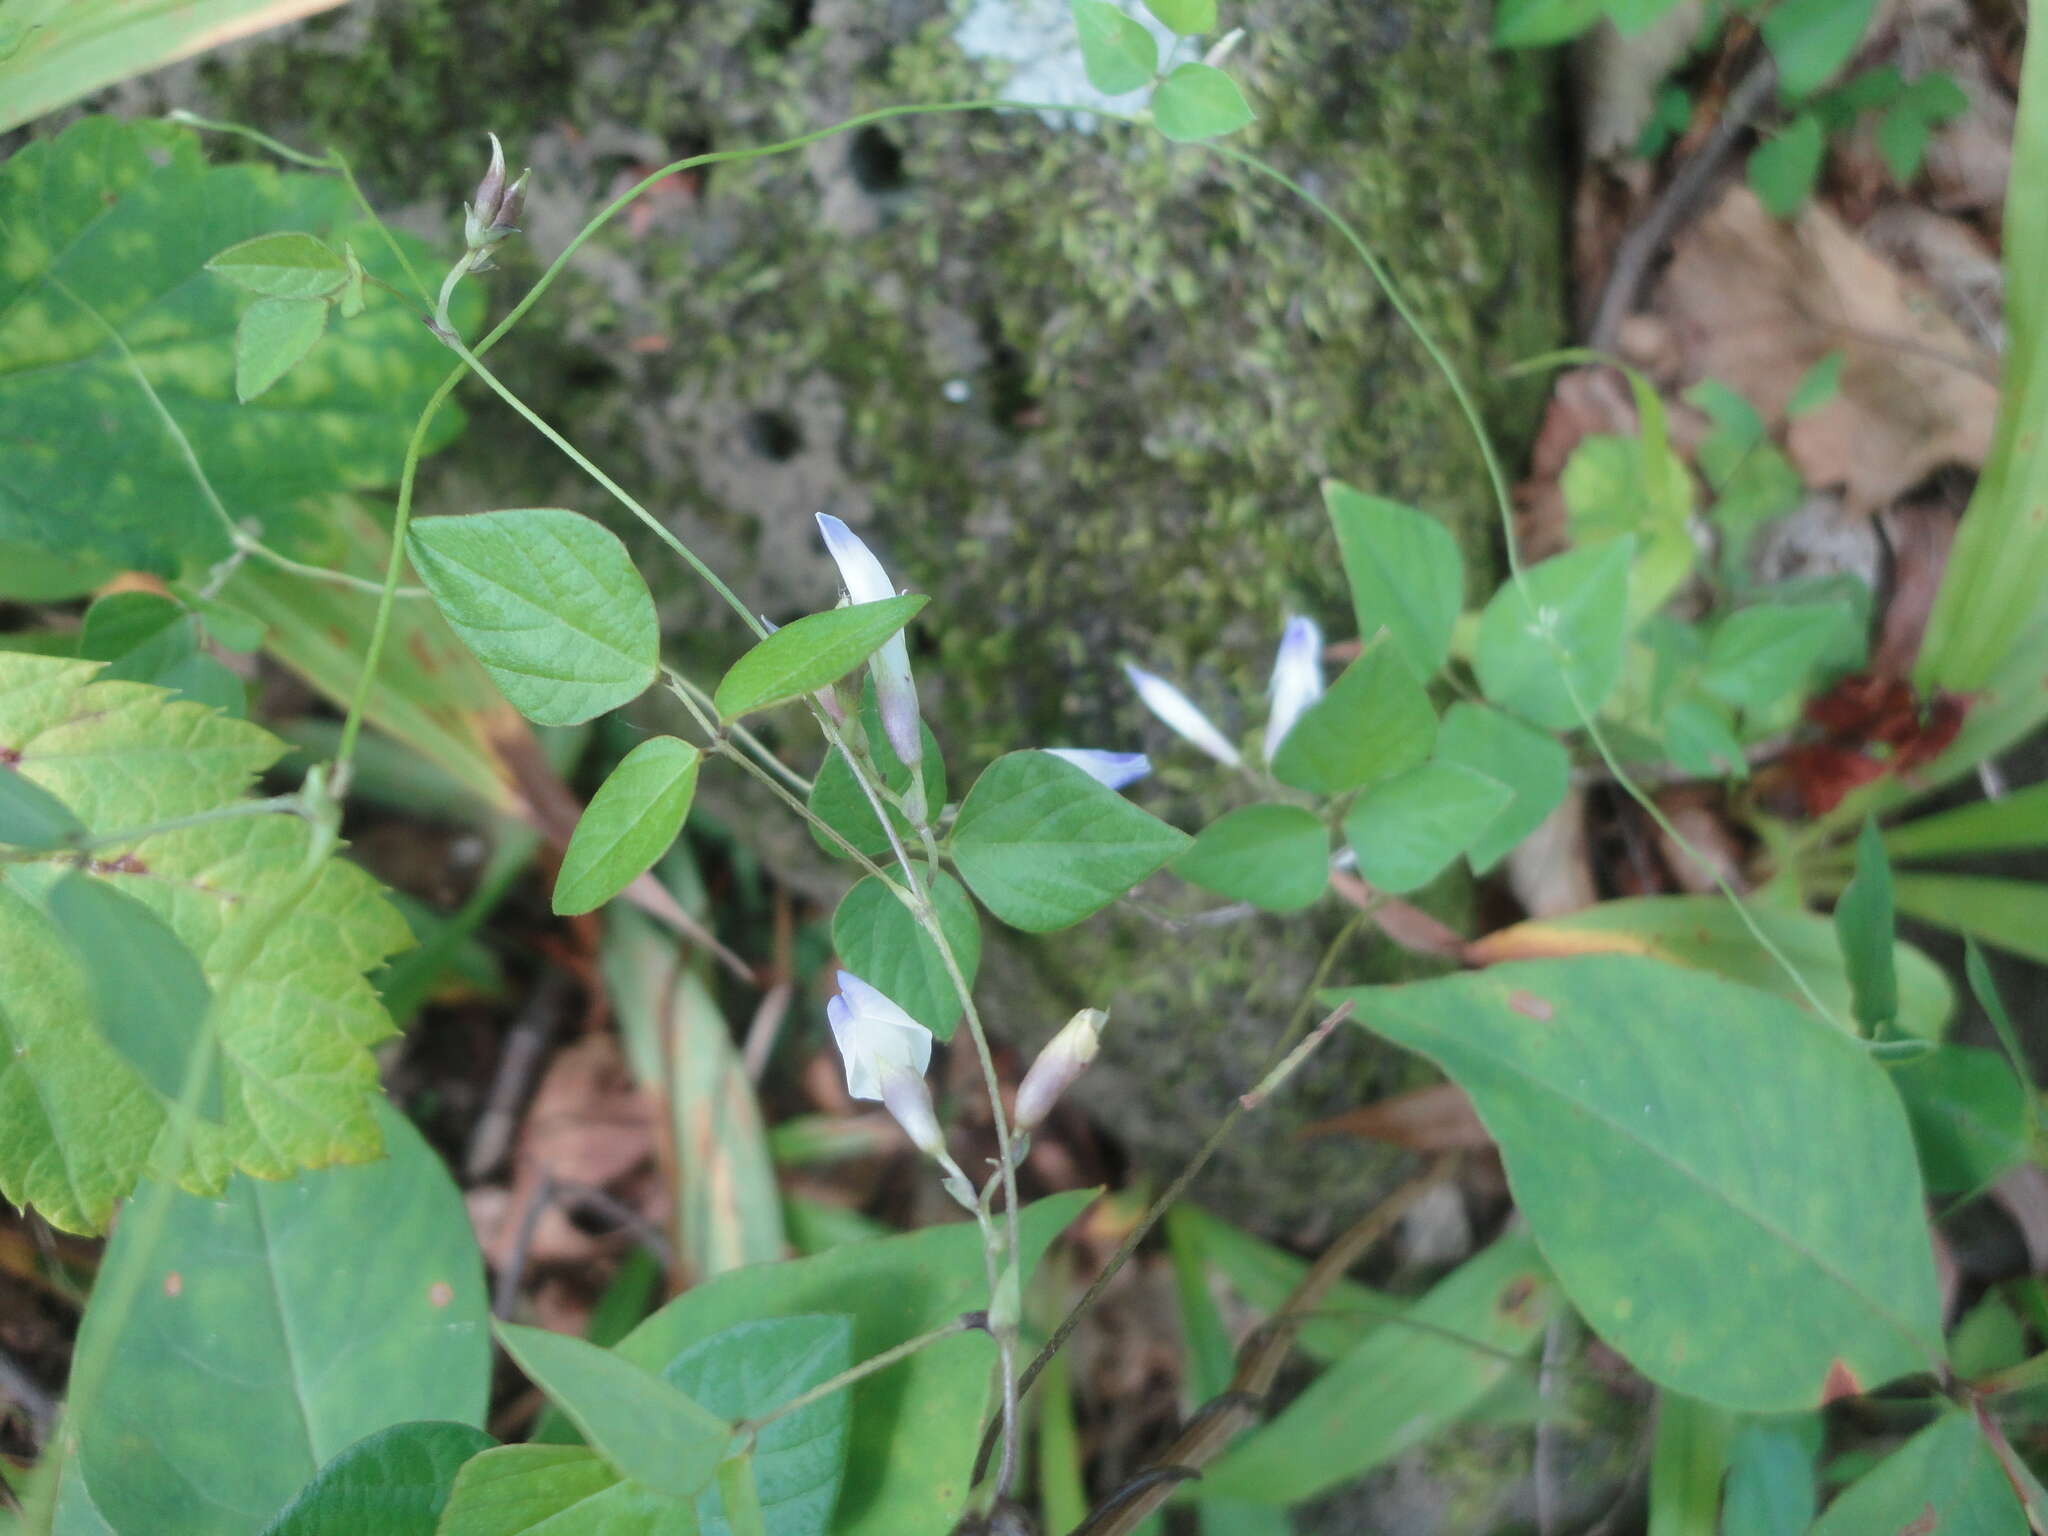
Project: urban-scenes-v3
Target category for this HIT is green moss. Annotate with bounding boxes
[193,0,1568,1229]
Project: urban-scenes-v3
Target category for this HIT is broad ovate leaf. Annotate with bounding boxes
[1323,481,1464,679]
[0,116,469,577]
[72,1102,490,1535]
[407,509,659,728]
[0,655,410,1234]
[1151,62,1254,141]
[207,232,350,300]
[553,737,701,916]
[1333,956,1944,1410]
[1172,804,1329,912]
[831,873,981,1040]
[1809,1412,2023,1534]
[493,1324,731,1500]
[1475,538,1634,730]
[950,751,1190,932]
[1070,0,1158,94]
[235,296,330,403]
[1267,635,1436,795]
[257,1422,498,1536]
[713,596,927,722]
[1342,760,1513,894]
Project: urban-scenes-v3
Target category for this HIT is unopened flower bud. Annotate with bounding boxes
[472,133,508,227]
[879,1064,945,1158]
[1014,1008,1106,1132]
[495,170,529,235]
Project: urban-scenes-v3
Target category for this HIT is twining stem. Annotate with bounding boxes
[738,1317,976,1436]
[975,910,1372,1483]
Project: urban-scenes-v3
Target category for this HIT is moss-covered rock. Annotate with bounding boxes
[179,0,1567,1232]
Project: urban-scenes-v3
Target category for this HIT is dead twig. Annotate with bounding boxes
[466,972,574,1182]
[1066,1157,1459,1536]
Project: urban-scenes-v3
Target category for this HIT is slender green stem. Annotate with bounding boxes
[441,338,763,637]
[167,110,331,168]
[663,670,814,795]
[328,149,431,306]
[738,1317,975,1435]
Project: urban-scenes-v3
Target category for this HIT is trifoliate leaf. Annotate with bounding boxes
[0,116,471,577]
[0,655,410,1234]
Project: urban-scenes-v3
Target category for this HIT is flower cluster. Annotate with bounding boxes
[1122,614,1325,769]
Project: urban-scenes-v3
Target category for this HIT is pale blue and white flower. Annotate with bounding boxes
[815,513,923,772]
[1121,662,1244,769]
[1045,748,1151,790]
[1125,616,1329,771]
[827,970,933,1101]
[1264,615,1326,763]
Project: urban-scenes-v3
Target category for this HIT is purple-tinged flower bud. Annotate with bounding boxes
[493,169,529,236]
[815,513,924,773]
[1122,662,1242,768]
[1264,615,1326,762]
[1045,748,1151,790]
[1014,1008,1107,1132]
[473,133,508,226]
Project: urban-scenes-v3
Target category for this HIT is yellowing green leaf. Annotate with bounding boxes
[0,654,410,1234]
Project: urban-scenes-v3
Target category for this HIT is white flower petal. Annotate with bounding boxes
[815,513,897,606]
[1045,748,1152,790]
[828,970,934,1102]
[1122,662,1242,768]
[1264,615,1326,763]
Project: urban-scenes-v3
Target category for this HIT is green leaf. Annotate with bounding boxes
[1721,1420,1818,1536]
[1333,956,1944,1410]
[1070,0,1158,94]
[42,872,220,1117]
[434,1445,691,1536]
[494,1324,731,1500]
[1881,777,2048,860]
[1151,63,1255,142]
[1268,635,1436,795]
[1493,0,1604,47]
[1469,894,1955,1041]
[79,592,247,716]
[1889,1046,2031,1194]
[0,762,84,850]
[408,509,659,728]
[950,751,1190,932]
[0,117,471,576]
[1171,804,1329,912]
[1646,1392,1734,1536]
[1560,434,1692,544]
[1199,1235,1553,1504]
[605,909,787,1283]
[617,1192,1093,1536]
[257,1422,498,1536]
[1810,1412,2023,1534]
[1475,539,1635,730]
[0,2,354,131]
[73,1101,490,1535]
[1832,819,1897,1033]
[1323,481,1464,679]
[831,873,981,1039]
[806,687,946,862]
[1762,0,1879,99]
[1787,353,1844,418]
[1891,873,2048,965]
[713,597,926,722]
[235,295,330,403]
[1876,73,1971,182]
[659,1316,854,1536]
[207,232,350,300]
[1662,692,1747,778]
[1700,601,1858,713]
[554,738,702,916]
[1432,702,1570,873]
[1166,1205,1397,1364]
[1748,114,1826,216]
[0,655,410,1234]
[1141,0,1216,33]
[1916,27,2048,694]
[1602,0,1688,35]
[1343,760,1514,895]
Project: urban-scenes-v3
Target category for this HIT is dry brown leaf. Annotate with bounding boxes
[1655,185,2000,514]
[1298,1083,1494,1152]
[492,1034,660,1269]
